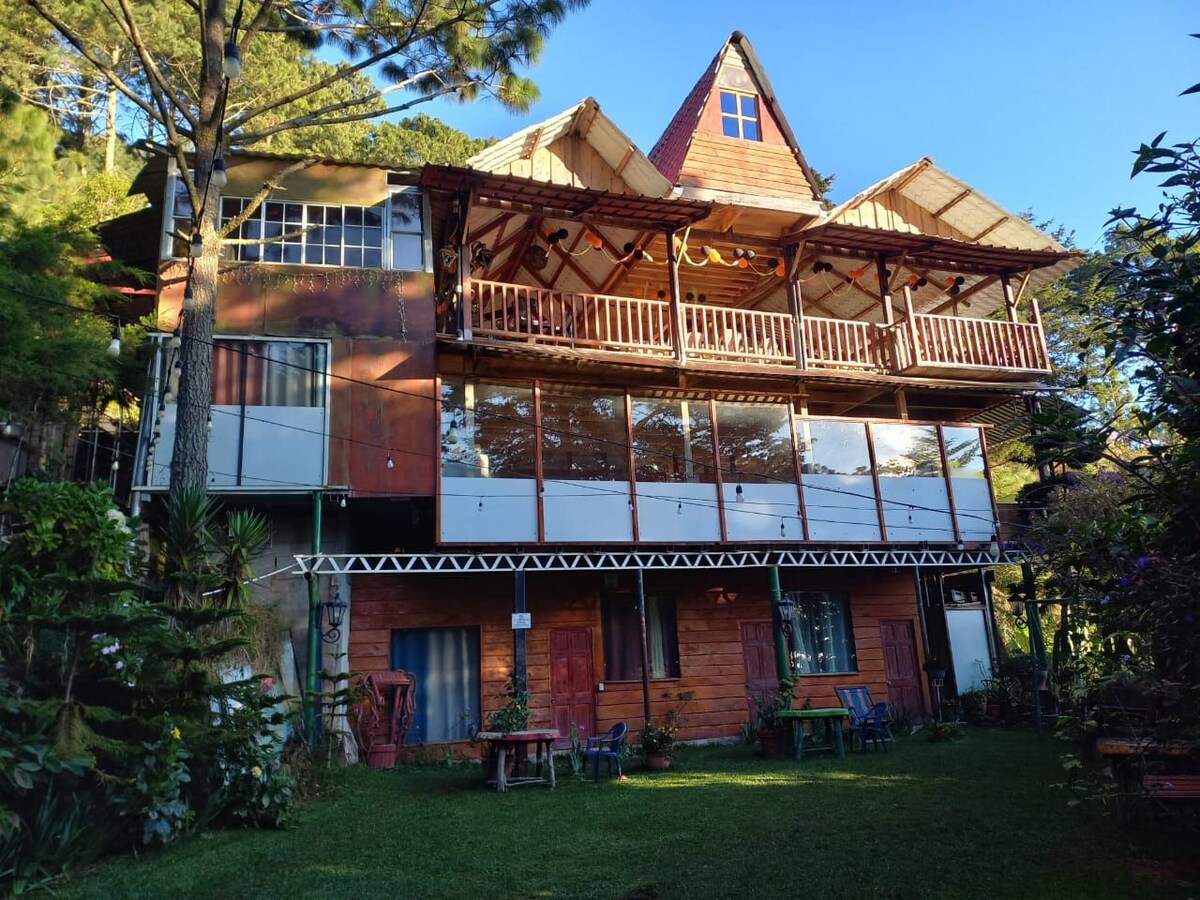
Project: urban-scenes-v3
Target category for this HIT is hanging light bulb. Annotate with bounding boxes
[386,452,395,469]
[478,497,484,512]
[988,534,1001,559]
[446,422,459,445]
[206,414,213,433]
[735,484,745,503]
[780,519,786,537]
[183,285,195,310]
[163,387,175,403]
[222,40,242,80]
[677,502,683,516]
[111,459,120,472]
[190,232,203,255]
[106,326,123,358]
[338,494,347,509]
[170,328,182,349]
[210,156,228,190]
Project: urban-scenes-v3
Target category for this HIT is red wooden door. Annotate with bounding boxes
[550,627,595,749]
[741,620,777,723]
[880,619,924,720]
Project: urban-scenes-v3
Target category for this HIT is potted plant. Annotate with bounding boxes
[754,682,794,758]
[959,688,987,724]
[640,691,692,770]
[482,674,531,782]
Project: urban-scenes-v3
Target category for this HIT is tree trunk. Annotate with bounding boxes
[168,0,226,493]
[104,48,120,174]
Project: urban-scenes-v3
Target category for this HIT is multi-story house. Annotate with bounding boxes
[129,32,1078,748]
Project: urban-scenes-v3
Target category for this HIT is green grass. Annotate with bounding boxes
[60,730,1194,900]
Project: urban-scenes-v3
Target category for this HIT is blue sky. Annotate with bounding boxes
[420,0,1197,250]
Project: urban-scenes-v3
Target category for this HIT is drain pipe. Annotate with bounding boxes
[303,490,323,743]
[769,566,791,688]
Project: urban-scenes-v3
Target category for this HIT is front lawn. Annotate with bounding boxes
[61,730,1194,899]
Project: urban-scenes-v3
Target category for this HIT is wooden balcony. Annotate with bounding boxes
[462,279,1050,381]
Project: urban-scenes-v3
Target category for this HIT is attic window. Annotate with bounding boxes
[719,90,760,141]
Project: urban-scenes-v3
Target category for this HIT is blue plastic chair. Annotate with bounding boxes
[834,686,892,753]
[582,721,628,782]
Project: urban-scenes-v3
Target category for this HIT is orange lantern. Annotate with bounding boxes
[584,231,603,250]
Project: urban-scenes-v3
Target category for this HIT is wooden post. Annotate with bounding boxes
[876,253,894,326]
[636,568,652,725]
[901,284,920,370]
[666,229,686,364]
[1001,274,1017,323]
[514,570,527,695]
[785,243,806,370]
[457,190,473,340]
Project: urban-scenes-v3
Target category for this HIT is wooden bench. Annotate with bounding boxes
[1095,736,1199,824]
[1142,774,1200,800]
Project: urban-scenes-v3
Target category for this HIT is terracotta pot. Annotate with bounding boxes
[365,742,398,770]
[645,751,672,770]
[758,726,790,758]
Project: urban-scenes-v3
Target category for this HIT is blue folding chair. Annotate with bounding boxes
[582,721,628,782]
[834,686,892,753]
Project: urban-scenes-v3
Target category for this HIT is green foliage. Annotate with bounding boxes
[485,672,531,734]
[753,681,793,731]
[640,691,692,753]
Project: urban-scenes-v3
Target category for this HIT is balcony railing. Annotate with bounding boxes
[462,279,1050,379]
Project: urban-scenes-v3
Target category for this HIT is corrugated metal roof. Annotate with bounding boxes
[466,98,672,198]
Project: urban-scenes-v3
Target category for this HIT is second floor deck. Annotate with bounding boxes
[456,278,1051,381]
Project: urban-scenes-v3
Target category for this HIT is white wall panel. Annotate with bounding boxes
[543,480,633,542]
[635,483,721,542]
[440,477,537,543]
[722,482,802,542]
[802,474,882,541]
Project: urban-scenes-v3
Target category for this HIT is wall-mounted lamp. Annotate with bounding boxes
[321,589,348,644]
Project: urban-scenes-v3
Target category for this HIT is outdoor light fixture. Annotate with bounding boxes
[210,156,228,190]
[183,285,195,309]
[222,41,242,80]
[988,534,1001,559]
[735,484,745,503]
[190,232,203,255]
[386,452,395,469]
[106,327,122,357]
[321,589,348,644]
[775,593,797,641]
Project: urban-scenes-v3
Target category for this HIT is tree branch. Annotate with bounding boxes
[217,158,316,239]
[109,0,199,129]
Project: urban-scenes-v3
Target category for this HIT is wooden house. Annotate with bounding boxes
[129,32,1079,748]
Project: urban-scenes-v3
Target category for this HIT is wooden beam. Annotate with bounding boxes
[546,226,588,287]
[683,229,784,252]
[928,275,999,315]
[480,218,535,279]
[577,102,600,138]
[598,231,654,296]
[466,211,514,246]
[521,126,546,160]
[613,146,635,178]
[931,188,972,219]
[1013,267,1034,305]
[499,219,541,284]
[735,272,786,309]
[545,227,603,293]
[970,216,1009,243]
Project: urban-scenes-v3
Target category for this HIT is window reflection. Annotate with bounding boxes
[942,426,985,478]
[440,379,535,479]
[631,398,716,483]
[872,424,944,477]
[714,402,795,483]
[798,421,872,475]
[541,388,629,481]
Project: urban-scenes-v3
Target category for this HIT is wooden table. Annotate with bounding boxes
[778,708,849,760]
[477,730,559,792]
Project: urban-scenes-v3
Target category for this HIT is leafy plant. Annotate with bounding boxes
[640,691,693,754]
[486,673,532,734]
[753,681,794,731]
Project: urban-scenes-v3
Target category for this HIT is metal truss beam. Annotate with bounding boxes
[294,548,1026,575]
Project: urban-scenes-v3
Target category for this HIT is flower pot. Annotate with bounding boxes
[364,742,398,770]
[757,726,789,759]
[645,750,672,770]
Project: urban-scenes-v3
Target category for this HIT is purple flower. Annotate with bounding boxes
[1118,575,1135,587]
[1134,555,1154,570]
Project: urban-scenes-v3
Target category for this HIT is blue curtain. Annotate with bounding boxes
[789,592,857,675]
[391,628,480,743]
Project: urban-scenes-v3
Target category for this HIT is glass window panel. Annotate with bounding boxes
[740,94,758,118]
[345,207,363,226]
[391,233,423,270]
[722,116,741,138]
[390,627,480,744]
[243,243,260,262]
[363,248,382,269]
[262,242,282,263]
[364,206,384,228]
[325,207,342,227]
[742,121,760,141]
[440,380,536,479]
[259,341,326,407]
[943,426,986,478]
[602,593,679,680]
[174,180,193,218]
[714,402,795,483]
[390,192,423,231]
[787,592,857,676]
[304,244,323,264]
[264,220,283,240]
[363,227,383,249]
[631,398,716,483]
[282,244,302,264]
[265,202,283,221]
[344,225,363,246]
[541,388,629,481]
[344,248,363,268]
[323,246,341,266]
[873,424,944,477]
[798,420,873,476]
[284,203,303,224]
[306,204,325,225]
[720,91,738,114]
[221,197,241,218]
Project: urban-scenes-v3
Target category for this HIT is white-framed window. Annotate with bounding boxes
[164,171,427,271]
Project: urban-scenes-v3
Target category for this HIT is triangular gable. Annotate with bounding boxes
[466,98,672,198]
[823,157,1070,253]
[648,32,823,208]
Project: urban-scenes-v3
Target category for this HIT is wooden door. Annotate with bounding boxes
[550,627,595,749]
[880,619,924,720]
[741,620,777,724]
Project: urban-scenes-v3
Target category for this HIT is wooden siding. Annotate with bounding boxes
[348,568,925,754]
[487,135,635,195]
[678,134,813,202]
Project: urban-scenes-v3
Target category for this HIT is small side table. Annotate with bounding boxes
[778,708,849,760]
[476,730,559,792]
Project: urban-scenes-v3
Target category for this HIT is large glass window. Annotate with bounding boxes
[872,423,955,541]
[220,199,385,267]
[601,593,680,680]
[390,188,425,270]
[211,340,326,407]
[797,420,881,541]
[714,402,795,483]
[943,425,995,541]
[787,592,857,675]
[440,380,536,479]
[391,627,480,743]
[630,398,716,483]
[540,388,629,481]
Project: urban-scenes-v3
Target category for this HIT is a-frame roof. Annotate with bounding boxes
[648,31,823,202]
[465,97,673,198]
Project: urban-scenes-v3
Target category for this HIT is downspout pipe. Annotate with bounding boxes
[769,566,791,688]
[304,489,323,744]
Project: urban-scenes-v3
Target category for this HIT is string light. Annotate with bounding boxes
[386,452,395,469]
[210,156,228,190]
[222,41,242,80]
[735,484,745,503]
[106,325,123,357]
